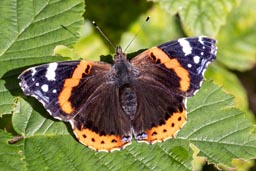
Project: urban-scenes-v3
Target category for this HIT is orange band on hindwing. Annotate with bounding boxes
[73,128,131,152]
[148,47,190,92]
[58,61,92,114]
[141,108,187,143]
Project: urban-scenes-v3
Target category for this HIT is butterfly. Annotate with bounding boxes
[19,36,217,152]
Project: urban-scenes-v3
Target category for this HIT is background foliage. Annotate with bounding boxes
[0,0,255,171]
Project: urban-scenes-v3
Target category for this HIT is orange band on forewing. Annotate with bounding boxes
[58,88,73,113]
[164,60,190,91]
[148,47,190,91]
[63,79,80,88]
[58,61,92,114]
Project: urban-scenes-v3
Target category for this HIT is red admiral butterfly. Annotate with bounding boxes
[19,36,217,152]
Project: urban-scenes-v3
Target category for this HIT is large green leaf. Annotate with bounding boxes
[0,0,84,79]
[151,0,240,36]
[184,81,256,167]
[205,64,249,115]
[0,0,84,122]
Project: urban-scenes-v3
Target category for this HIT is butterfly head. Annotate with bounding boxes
[114,46,127,62]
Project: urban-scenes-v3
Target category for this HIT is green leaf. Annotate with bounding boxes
[54,20,110,61]
[217,0,256,71]
[205,65,248,111]
[12,98,68,137]
[0,0,84,79]
[205,64,255,122]
[0,0,84,137]
[0,80,18,117]
[0,130,27,171]
[181,81,256,167]
[151,0,240,36]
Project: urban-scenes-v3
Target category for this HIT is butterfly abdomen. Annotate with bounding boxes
[120,86,137,120]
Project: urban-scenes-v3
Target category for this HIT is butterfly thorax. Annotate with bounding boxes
[111,46,139,87]
[111,46,139,119]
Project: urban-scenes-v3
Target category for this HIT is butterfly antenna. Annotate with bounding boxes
[61,25,80,38]
[92,21,116,50]
[124,16,150,52]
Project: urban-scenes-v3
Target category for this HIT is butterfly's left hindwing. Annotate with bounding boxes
[71,82,132,152]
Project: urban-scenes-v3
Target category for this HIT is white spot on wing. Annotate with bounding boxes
[46,63,58,81]
[36,83,39,86]
[187,64,192,68]
[199,36,204,45]
[52,89,57,93]
[178,38,192,56]
[41,84,49,92]
[31,67,36,76]
[193,56,200,64]
[201,52,204,56]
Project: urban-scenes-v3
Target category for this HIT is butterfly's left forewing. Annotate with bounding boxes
[18,61,112,120]
[19,61,80,120]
